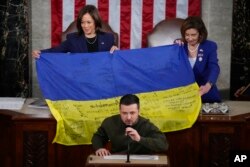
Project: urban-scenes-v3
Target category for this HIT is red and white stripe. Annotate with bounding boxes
[51,0,201,49]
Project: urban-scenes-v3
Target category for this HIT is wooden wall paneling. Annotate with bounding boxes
[166,123,201,167]
[13,117,57,167]
[200,122,244,167]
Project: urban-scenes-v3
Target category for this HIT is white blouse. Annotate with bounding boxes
[188,57,197,68]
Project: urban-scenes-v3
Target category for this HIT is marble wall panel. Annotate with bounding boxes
[230,0,250,99]
[0,0,30,97]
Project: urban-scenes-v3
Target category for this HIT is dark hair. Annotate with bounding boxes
[119,94,140,109]
[180,16,208,43]
[76,5,102,35]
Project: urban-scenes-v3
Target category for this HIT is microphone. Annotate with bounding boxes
[125,125,131,163]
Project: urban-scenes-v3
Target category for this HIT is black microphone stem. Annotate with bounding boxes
[125,124,131,163]
[126,141,130,163]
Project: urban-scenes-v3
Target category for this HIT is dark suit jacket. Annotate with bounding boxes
[184,40,221,103]
[41,31,115,53]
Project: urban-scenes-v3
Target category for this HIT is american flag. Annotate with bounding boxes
[51,0,201,49]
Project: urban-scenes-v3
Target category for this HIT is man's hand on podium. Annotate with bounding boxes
[95,148,111,156]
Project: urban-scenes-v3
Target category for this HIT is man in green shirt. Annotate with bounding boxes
[91,94,168,156]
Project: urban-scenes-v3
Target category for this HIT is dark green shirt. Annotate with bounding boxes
[91,115,168,154]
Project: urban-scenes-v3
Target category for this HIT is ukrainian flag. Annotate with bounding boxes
[36,45,201,145]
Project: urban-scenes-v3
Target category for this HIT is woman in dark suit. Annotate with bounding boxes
[179,16,221,103]
[32,5,118,58]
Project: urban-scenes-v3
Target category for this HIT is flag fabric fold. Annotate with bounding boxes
[36,45,201,145]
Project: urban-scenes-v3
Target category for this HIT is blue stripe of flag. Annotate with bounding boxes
[36,45,194,100]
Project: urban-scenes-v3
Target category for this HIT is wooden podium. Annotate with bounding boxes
[85,154,169,167]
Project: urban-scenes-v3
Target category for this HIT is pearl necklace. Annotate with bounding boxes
[188,44,199,53]
[86,35,97,44]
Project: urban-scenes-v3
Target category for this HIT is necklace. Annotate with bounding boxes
[188,43,199,53]
[86,36,97,44]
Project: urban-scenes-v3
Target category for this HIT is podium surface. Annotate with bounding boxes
[85,154,169,166]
